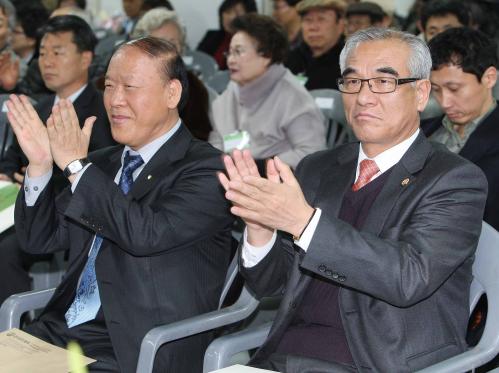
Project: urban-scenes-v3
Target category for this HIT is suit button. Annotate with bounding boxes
[318,265,326,272]
[290,301,297,309]
[332,273,339,279]
[339,276,346,282]
[325,270,332,276]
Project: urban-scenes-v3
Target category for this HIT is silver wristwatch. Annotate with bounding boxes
[63,158,90,178]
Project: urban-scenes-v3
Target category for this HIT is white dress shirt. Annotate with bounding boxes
[242,128,420,267]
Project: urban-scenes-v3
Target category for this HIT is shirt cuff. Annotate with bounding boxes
[294,208,322,252]
[24,168,52,206]
[241,228,277,268]
[70,163,92,193]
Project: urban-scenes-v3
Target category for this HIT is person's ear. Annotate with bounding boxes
[416,79,431,112]
[80,51,93,70]
[165,79,182,109]
[481,66,497,89]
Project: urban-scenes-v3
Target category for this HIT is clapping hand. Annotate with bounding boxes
[6,95,52,178]
[218,150,314,245]
[46,99,95,174]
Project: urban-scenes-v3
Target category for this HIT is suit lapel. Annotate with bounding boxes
[314,143,358,217]
[362,132,433,235]
[131,125,192,200]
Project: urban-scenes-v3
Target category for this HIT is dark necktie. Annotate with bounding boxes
[65,151,144,327]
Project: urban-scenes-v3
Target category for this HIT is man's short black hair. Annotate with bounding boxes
[118,36,189,111]
[141,0,174,11]
[231,13,288,65]
[420,0,471,31]
[428,27,497,82]
[15,4,49,40]
[283,0,301,6]
[39,15,97,53]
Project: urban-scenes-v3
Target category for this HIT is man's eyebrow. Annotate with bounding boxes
[342,67,356,76]
[376,67,399,77]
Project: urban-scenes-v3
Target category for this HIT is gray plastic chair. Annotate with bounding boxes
[420,94,444,120]
[0,253,260,373]
[206,70,231,94]
[203,221,499,373]
[183,50,219,82]
[309,89,355,148]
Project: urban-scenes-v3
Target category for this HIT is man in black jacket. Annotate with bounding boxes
[285,0,346,90]
[0,16,114,305]
[422,27,499,230]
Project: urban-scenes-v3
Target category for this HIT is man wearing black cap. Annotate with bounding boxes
[344,1,388,38]
[285,0,346,90]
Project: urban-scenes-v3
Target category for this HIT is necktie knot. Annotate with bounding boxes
[352,159,379,191]
[120,151,144,194]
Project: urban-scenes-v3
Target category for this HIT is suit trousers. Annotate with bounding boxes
[24,308,120,372]
[251,353,358,373]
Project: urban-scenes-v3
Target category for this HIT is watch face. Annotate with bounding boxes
[68,161,83,174]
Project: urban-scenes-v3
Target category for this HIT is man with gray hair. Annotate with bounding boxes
[219,27,487,372]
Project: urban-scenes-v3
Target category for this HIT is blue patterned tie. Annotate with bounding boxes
[65,151,144,328]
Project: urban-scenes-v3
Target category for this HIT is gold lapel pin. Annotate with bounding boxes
[401,178,410,186]
[147,175,152,180]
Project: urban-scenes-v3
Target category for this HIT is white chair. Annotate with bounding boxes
[203,222,499,373]
[0,253,261,373]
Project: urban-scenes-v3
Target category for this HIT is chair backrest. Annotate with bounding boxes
[206,70,231,94]
[493,80,499,100]
[183,50,218,82]
[309,89,356,148]
[420,94,443,120]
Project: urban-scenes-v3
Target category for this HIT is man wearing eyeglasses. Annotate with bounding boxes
[219,28,487,372]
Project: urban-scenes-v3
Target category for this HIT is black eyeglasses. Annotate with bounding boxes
[337,77,420,94]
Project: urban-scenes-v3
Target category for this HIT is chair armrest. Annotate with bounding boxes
[136,286,259,373]
[0,288,55,331]
[416,284,499,373]
[203,321,272,373]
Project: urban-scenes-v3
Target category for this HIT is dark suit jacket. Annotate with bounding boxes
[0,83,115,192]
[422,105,499,230]
[241,133,487,372]
[14,125,234,372]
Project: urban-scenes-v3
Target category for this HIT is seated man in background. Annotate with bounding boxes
[220,28,487,372]
[418,0,470,42]
[272,0,302,50]
[344,1,388,38]
[286,0,346,90]
[9,36,233,372]
[132,7,212,141]
[423,27,499,230]
[0,15,115,307]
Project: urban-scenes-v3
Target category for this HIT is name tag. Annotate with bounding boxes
[223,130,251,153]
[295,73,308,86]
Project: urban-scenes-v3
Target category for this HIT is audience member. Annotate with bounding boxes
[209,14,325,170]
[423,27,499,230]
[0,15,115,307]
[197,0,257,70]
[418,0,470,41]
[219,28,487,372]
[132,8,212,140]
[57,0,86,9]
[9,36,233,372]
[121,0,145,35]
[0,0,13,52]
[10,3,49,78]
[286,0,346,90]
[344,1,387,38]
[141,0,174,11]
[272,0,302,50]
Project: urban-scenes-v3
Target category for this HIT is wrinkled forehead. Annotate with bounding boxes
[344,39,411,76]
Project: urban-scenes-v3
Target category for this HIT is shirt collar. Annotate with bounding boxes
[122,118,182,165]
[54,84,87,105]
[356,128,420,179]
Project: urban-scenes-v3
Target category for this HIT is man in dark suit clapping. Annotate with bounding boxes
[8,36,233,372]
